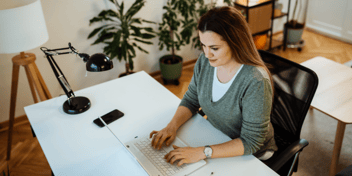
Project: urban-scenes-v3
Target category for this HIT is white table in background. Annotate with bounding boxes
[301,57,352,176]
[25,71,278,176]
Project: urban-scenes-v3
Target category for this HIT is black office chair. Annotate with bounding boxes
[336,165,352,176]
[258,50,318,176]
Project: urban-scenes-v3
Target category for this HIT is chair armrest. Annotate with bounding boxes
[269,139,309,172]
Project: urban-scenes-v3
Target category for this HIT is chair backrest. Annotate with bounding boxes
[258,50,318,149]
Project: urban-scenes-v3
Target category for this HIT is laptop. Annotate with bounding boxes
[98,117,206,176]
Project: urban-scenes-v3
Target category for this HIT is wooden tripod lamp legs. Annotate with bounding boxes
[6,52,52,161]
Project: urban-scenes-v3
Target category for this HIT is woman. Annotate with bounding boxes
[150,6,277,166]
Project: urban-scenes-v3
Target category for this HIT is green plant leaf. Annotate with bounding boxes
[89,17,104,25]
[119,1,124,16]
[111,31,122,51]
[89,10,119,25]
[139,33,155,39]
[125,0,144,21]
[159,43,164,51]
[128,55,134,70]
[87,25,108,39]
[127,43,136,57]
[142,19,157,24]
[133,38,153,45]
[136,45,149,53]
[122,40,127,61]
[103,44,112,55]
[130,25,142,36]
[142,27,154,33]
[105,10,119,18]
[110,48,118,61]
[130,18,142,24]
[109,0,120,7]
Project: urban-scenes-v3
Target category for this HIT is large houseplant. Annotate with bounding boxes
[285,0,308,44]
[157,0,212,85]
[88,0,156,77]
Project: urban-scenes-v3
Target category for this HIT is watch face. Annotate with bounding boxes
[205,147,212,157]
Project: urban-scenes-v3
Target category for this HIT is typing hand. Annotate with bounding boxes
[150,126,177,150]
[164,145,206,166]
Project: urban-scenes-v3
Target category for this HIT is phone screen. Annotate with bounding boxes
[93,109,124,127]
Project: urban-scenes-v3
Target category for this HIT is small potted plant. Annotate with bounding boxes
[88,0,156,77]
[157,0,205,85]
[285,0,308,45]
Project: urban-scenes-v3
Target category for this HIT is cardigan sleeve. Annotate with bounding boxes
[239,72,273,155]
[179,55,203,116]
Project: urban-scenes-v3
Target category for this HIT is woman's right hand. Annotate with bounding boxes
[150,125,177,150]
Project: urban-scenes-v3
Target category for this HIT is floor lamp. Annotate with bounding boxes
[0,0,50,161]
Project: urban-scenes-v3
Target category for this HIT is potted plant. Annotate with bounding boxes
[285,0,308,45]
[88,0,156,77]
[157,0,203,85]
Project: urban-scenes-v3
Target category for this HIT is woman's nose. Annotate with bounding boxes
[204,48,213,58]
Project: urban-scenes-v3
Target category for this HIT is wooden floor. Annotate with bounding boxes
[1,29,352,175]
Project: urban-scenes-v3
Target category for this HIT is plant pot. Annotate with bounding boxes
[159,55,183,85]
[285,22,305,44]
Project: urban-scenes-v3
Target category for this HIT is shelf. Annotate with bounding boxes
[264,38,283,51]
[235,0,291,51]
[274,12,288,19]
[252,29,271,36]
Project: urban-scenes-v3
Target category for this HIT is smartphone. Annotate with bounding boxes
[93,109,124,127]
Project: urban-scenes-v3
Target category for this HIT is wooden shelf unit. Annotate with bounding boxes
[234,0,291,51]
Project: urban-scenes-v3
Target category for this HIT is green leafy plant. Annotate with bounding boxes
[157,0,232,53]
[157,0,202,61]
[88,0,156,74]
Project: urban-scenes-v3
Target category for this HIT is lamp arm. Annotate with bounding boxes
[39,43,111,114]
[40,43,91,103]
[45,54,75,100]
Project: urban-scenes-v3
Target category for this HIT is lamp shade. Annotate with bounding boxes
[86,53,113,72]
[0,0,48,54]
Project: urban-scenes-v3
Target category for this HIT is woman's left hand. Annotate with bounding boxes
[164,145,206,166]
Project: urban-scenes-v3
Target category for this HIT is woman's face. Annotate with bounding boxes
[199,30,234,68]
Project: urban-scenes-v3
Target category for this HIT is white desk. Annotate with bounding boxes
[301,57,352,176]
[25,71,278,176]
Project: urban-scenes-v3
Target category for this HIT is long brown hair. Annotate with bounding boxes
[198,6,274,94]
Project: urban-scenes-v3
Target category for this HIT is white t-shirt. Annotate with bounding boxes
[212,65,244,102]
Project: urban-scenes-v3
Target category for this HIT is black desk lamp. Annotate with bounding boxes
[40,43,113,114]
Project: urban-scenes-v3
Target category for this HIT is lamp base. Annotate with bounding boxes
[63,96,91,114]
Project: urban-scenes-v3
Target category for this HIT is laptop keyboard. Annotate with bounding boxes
[134,137,188,176]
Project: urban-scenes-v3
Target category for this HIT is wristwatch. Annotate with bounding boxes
[203,145,213,159]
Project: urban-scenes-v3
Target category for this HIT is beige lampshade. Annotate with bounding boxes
[0,0,49,54]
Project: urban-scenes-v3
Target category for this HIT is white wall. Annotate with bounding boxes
[306,0,352,44]
[0,0,203,123]
[273,0,352,44]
